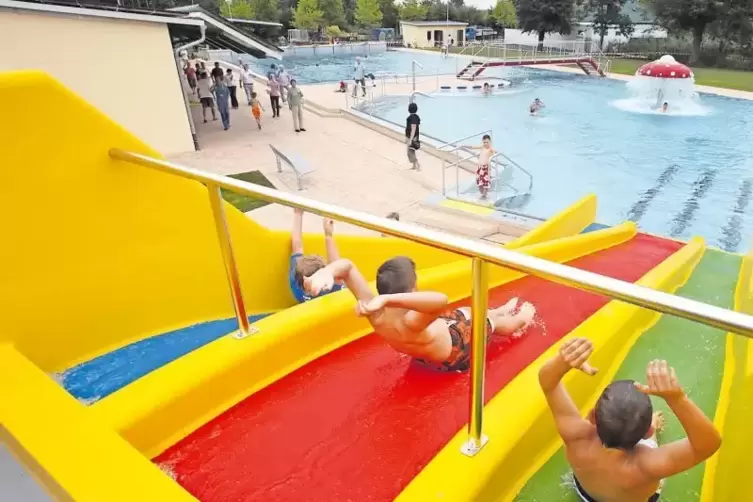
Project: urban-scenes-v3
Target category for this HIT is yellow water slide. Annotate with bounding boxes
[0,71,597,500]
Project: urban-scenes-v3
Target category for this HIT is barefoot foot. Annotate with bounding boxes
[511,302,536,337]
[500,297,520,315]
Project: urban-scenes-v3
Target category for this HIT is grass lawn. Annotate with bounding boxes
[608,58,753,92]
[221,171,275,212]
[416,47,753,92]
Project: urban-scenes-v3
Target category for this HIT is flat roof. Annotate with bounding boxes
[399,20,468,26]
[0,0,203,26]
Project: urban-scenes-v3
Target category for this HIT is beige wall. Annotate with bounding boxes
[401,24,466,49]
[0,10,194,155]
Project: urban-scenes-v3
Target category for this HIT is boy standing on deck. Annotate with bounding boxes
[304,256,535,371]
[405,103,421,171]
[539,337,721,502]
[289,209,343,303]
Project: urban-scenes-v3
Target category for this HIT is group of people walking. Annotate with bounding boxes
[184,60,307,134]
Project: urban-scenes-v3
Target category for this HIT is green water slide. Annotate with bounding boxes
[516,249,741,502]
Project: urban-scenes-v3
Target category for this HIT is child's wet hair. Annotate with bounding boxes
[408,102,418,113]
[482,134,491,141]
[595,380,653,449]
[376,256,416,295]
[294,255,326,288]
[251,92,257,98]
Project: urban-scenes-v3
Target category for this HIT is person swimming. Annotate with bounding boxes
[530,98,545,116]
[482,82,491,96]
[660,101,669,113]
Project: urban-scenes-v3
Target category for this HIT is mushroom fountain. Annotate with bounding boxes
[617,55,706,115]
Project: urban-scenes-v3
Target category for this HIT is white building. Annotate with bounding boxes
[399,21,468,49]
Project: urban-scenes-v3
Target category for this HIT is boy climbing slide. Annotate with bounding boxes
[289,208,343,303]
[304,256,535,371]
[539,337,722,502]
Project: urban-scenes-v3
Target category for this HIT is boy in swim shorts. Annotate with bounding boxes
[289,208,343,303]
[304,256,535,371]
[539,337,722,502]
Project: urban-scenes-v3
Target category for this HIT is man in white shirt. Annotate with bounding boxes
[240,64,254,105]
[353,57,366,98]
[277,65,291,104]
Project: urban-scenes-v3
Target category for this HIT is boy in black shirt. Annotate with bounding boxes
[405,102,421,171]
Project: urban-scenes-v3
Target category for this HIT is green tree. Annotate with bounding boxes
[326,24,344,37]
[643,0,723,64]
[708,0,753,54]
[251,0,280,21]
[399,0,429,21]
[515,0,575,48]
[293,0,324,28]
[490,0,517,28]
[582,0,633,49]
[379,0,399,28]
[355,0,383,27]
[220,0,255,19]
[319,0,346,27]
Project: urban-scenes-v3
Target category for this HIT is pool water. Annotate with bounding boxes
[365,68,753,251]
[249,51,466,84]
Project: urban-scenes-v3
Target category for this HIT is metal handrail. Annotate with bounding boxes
[110,148,753,459]
[496,151,534,193]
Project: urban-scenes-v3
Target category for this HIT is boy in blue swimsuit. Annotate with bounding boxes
[289,208,343,303]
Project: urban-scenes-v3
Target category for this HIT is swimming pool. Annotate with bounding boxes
[361,68,753,252]
[249,50,466,84]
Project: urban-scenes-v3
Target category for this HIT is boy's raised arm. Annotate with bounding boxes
[539,338,597,443]
[291,208,304,255]
[305,259,374,303]
[637,360,722,479]
[323,218,340,263]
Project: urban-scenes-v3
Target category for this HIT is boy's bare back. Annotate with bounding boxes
[539,338,721,502]
[356,303,454,362]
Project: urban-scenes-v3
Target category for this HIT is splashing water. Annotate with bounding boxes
[612,63,710,116]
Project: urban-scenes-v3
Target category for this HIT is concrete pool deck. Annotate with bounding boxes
[172,80,522,244]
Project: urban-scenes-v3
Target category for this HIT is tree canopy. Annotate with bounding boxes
[293,0,324,29]
[490,0,517,28]
[516,0,575,44]
[355,0,383,28]
[399,0,429,21]
[581,0,634,49]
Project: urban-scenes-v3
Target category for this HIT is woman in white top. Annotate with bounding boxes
[241,64,254,105]
[196,72,216,123]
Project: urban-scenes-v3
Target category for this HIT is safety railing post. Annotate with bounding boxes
[207,183,252,338]
[461,257,490,456]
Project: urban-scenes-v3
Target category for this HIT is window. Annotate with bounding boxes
[427,31,432,41]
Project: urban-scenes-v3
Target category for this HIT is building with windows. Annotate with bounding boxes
[399,21,468,49]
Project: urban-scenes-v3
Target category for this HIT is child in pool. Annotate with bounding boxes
[530,97,545,116]
[250,92,264,130]
[539,337,721,502]
[304,256,535,371]
[660,102,669,113]
[463,134,496,200]
[483,82,492,96]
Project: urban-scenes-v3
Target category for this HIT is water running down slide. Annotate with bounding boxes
[517,249,739,502]
[154,234,682,502]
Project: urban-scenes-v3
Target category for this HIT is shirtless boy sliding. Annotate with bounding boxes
[304,256,535,371]
[539,337,722,502]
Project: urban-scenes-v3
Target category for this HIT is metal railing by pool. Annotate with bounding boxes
[110,148,753,457]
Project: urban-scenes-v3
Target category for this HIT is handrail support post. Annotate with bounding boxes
[461,257,490,457]
[207,183,252,338]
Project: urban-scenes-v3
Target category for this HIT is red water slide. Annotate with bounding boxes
[155,234,682,502]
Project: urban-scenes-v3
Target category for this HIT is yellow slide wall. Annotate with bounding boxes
[0,71,602,500]
[700,250,753,502]
[0,70,460,372]
[397,237,706,501]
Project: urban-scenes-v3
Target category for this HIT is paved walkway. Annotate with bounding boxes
[172,81,476,235]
